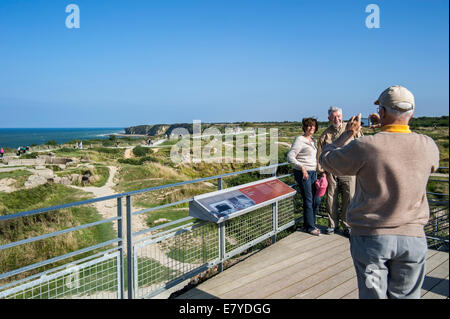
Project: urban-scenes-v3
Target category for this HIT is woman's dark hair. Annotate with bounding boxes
[302,117,318,133]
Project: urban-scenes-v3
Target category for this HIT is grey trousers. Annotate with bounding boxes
[350,235,428,299]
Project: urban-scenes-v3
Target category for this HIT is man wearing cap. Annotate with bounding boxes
[319,85,440,299]
[317,106,362,237]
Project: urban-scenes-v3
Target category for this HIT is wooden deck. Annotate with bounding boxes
[176,231,449,299]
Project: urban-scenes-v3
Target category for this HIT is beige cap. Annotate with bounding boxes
[374,85,415,112]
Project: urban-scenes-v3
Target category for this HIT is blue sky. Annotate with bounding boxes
[0,0,448,127]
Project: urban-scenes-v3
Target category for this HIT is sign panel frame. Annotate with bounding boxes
[189,177,296,223]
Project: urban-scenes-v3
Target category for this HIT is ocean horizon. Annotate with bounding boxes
[0,127,125,149]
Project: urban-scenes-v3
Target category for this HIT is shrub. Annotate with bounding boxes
[21,152,39,159]
[118,158,142,165]
[45,140,58,146]
[132,145,149,157]
[101,140,115,147]
[226,172,260,187]
[118,156,159,165]
[56,147,76,153]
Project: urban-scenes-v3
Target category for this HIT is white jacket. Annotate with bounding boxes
[287,135,318,171]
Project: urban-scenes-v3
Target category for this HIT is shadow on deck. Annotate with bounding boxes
[176,231,449,299]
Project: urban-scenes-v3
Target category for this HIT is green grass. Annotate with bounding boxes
[8,255,178,298]
[55,164,110,187]
[167,244,218,265]
[53,148,83,157]
[0,183,88,213]
[0,184,116,280]
[0,170,33,179]
[144,208,190,228]
[92,164,110,187]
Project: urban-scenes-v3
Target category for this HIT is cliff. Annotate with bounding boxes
[124,124,170,136]
[125,123,217,137]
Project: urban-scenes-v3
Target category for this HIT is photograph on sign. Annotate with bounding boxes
[228,195,255,210]
[211,200,236,217]
[198,190,257,217]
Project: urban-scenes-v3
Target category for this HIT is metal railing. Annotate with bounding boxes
[0,163,447,299]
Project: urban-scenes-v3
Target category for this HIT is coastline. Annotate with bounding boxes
[113,133,148,138]
[0,127,125,149]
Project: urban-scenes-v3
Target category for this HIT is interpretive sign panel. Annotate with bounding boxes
[189,177,296,223]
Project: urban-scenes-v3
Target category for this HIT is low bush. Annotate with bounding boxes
[132,145,149,157]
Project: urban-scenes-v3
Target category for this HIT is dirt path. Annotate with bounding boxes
[70,165,147,234]
[123,147,134,159]
[69,165,201,272]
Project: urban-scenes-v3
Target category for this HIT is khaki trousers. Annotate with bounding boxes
[325,173,355,230]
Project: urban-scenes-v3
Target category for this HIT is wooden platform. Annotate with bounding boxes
[176,231,449,299]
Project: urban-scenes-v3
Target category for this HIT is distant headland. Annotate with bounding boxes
[124,116,449,137]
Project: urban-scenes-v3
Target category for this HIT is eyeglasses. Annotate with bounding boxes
[377,106,385,113]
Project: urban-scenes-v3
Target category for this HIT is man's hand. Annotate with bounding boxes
[346,113,362,137]
[369,113,382,129]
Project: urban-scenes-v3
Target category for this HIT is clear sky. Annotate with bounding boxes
[0,0,448,127]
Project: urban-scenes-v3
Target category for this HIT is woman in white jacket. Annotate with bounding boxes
[287,117,322,236]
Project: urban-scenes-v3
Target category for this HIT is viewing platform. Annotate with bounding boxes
[176,230,449,299]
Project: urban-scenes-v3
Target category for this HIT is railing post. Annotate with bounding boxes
[271,170,278,244]
[126,195,134,299]
[272,201,278,244]
[218,177,223,191]
[434,210,439,238]
[217,177,224,273]
[218,222,225,273]
[117,197,125,299]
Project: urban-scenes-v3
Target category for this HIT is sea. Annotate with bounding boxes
[0,128,125,149]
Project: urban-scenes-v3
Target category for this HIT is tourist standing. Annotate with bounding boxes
[287,117,322,236]
[317,106,362,237]
[319,85,440,299]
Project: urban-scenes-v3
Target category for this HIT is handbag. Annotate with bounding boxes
[315,174,328,197]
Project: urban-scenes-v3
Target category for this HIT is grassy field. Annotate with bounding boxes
[0,184,116,281]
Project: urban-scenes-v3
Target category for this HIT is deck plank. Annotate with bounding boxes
[421,276,449,299]
[291,264,356,299]
[318,277,358,299]
[422,259,449,299]
[198,234,347,294]
[218,238,350,298]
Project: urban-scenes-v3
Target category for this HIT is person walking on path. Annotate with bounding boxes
[319,85,440,299]
[317,106,363,237]
[287,117,322,236]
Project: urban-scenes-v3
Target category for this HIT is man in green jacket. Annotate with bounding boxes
[317,106,362,236]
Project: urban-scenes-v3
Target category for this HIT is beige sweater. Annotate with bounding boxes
[287,135,318,171]
[319,130,440,237]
